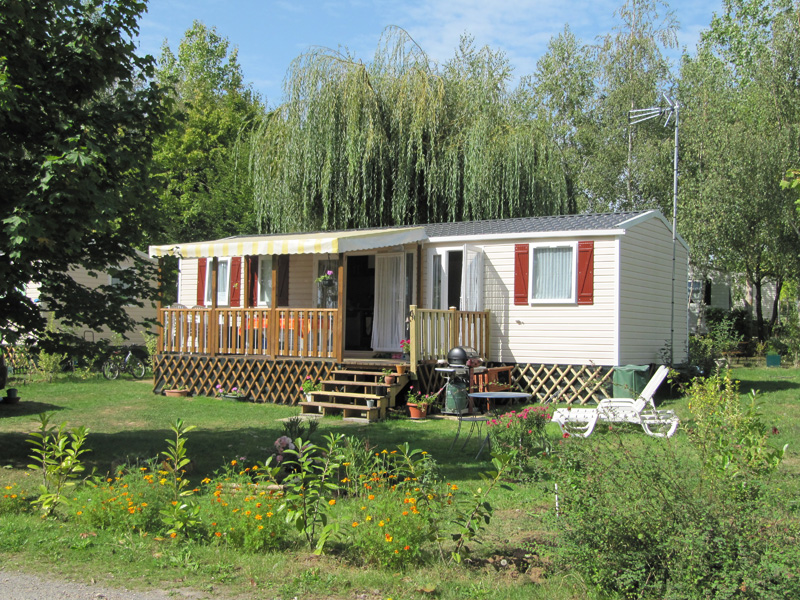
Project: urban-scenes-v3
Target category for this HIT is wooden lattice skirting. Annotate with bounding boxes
[153,354,334,404]
[415,362,614,405]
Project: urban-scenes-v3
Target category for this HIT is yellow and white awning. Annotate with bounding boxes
[148,226,427,259]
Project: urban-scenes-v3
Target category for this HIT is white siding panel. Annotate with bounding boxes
[422,237,619,366]
[618,219,689,364]
[178,258,198,307]
[289,254,313,307]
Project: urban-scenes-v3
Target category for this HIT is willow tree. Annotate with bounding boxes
[248,28,568,233]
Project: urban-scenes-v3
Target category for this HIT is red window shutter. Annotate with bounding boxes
[577,241,594,305]
[230,257,242,307]
[514,244,529,305]
[196,258,207,306]
[247,256,259,306]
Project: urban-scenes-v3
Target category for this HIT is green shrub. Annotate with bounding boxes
[552,432,797,599]
[487,406,551,466]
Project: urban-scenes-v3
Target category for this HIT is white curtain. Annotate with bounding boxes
[372,254,404,352]
[532,246,573,300]
[461,245,484,311]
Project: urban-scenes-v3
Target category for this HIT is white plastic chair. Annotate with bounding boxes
[552,365,679,438]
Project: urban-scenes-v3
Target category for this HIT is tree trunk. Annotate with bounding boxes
[766,275,783,339]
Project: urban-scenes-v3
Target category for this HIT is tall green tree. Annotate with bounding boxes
[525,25,596,213]
[679,0,800,339]
[586,0,679,213]
[153,21,264,243]
[0,0,168,346]
[248,28,569,233]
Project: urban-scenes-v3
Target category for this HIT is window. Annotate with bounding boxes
[514,241,593,306]
[530,243,576,303]
[257,256,272,306]
[429,246,483,311]
[205,257,231,306]
[314,259,338,309]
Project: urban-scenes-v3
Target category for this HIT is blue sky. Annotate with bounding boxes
[136,0,723,107]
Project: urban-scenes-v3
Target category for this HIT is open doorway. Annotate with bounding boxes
[345,255,374,351]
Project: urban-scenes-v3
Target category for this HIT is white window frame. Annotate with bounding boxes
[428,245,483,311]
[528,242,577,304]
[205,257,231,306]
[257,256,273,307]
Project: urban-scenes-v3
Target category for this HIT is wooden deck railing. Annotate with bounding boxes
[158,307,340,360]
[409,305,490,368]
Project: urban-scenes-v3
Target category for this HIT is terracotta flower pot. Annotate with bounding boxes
[164,389,190,397]
[384,375,396,385]
[396,364,406,375]
[408,403,427,419]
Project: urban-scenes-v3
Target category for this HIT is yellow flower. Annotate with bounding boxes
[255,514,263,520]
[385,534,393,542]
[378,520,385,527]
[201,477,211,484]
[368,494,375,500]
[266,512,273,518]
[366,515,372,521]
[257,525,264,530]
[76,511,83,516]
[231,459,237,466]
[159,478,167,485]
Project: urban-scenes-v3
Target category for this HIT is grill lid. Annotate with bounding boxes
[447,346,479,365]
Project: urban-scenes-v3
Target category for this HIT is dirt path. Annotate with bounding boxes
[0,570,210,600]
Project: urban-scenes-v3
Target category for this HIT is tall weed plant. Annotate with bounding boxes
[687,369,786,485]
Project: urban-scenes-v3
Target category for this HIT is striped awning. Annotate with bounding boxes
[148,226,427,258]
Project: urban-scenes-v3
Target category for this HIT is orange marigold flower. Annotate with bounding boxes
[402,511,409,516]
[266,512,273,518]
[257,525,264,530]
[201,478,211,484]
[378,520,385,527]
[404,545,411,550]
[352,521,359,527]
[368,494,375,500]
[170,532,177,538]
[328,499,336,506]
[385,534,393,542]
[215,531,222,537]
[255,514,262,520]
[231,459,237,466]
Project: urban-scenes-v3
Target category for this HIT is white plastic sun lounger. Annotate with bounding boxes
[551,365,679,438]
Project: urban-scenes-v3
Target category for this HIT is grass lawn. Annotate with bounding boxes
[0,367,797,599]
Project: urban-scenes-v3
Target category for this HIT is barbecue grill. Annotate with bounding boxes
[437,346,484,414]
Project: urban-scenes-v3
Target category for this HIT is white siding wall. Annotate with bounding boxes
[618,219,689,365]
[178,258,198,306]
[289,254,314,307]
[178,255,315,308]
[421,237,619,366]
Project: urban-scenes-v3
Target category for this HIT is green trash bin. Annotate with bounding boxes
[612,365,651,398]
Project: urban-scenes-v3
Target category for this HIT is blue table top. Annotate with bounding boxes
[468,392,532,399]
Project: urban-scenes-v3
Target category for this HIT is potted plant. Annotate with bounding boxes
[382,368,396,385]
[315,270,335,287]
[164,385,190,397]
[215,384,247,401]
[400,338,411,359]
[301,376,321,401]
[406,386,437,420]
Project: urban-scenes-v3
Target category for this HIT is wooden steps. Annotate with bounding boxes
[300,365,409,422]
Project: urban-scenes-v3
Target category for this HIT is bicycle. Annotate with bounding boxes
[102,348,146,380]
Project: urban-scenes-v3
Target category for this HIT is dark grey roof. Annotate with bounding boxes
[423,210,655,238]
[220,210,656,243]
